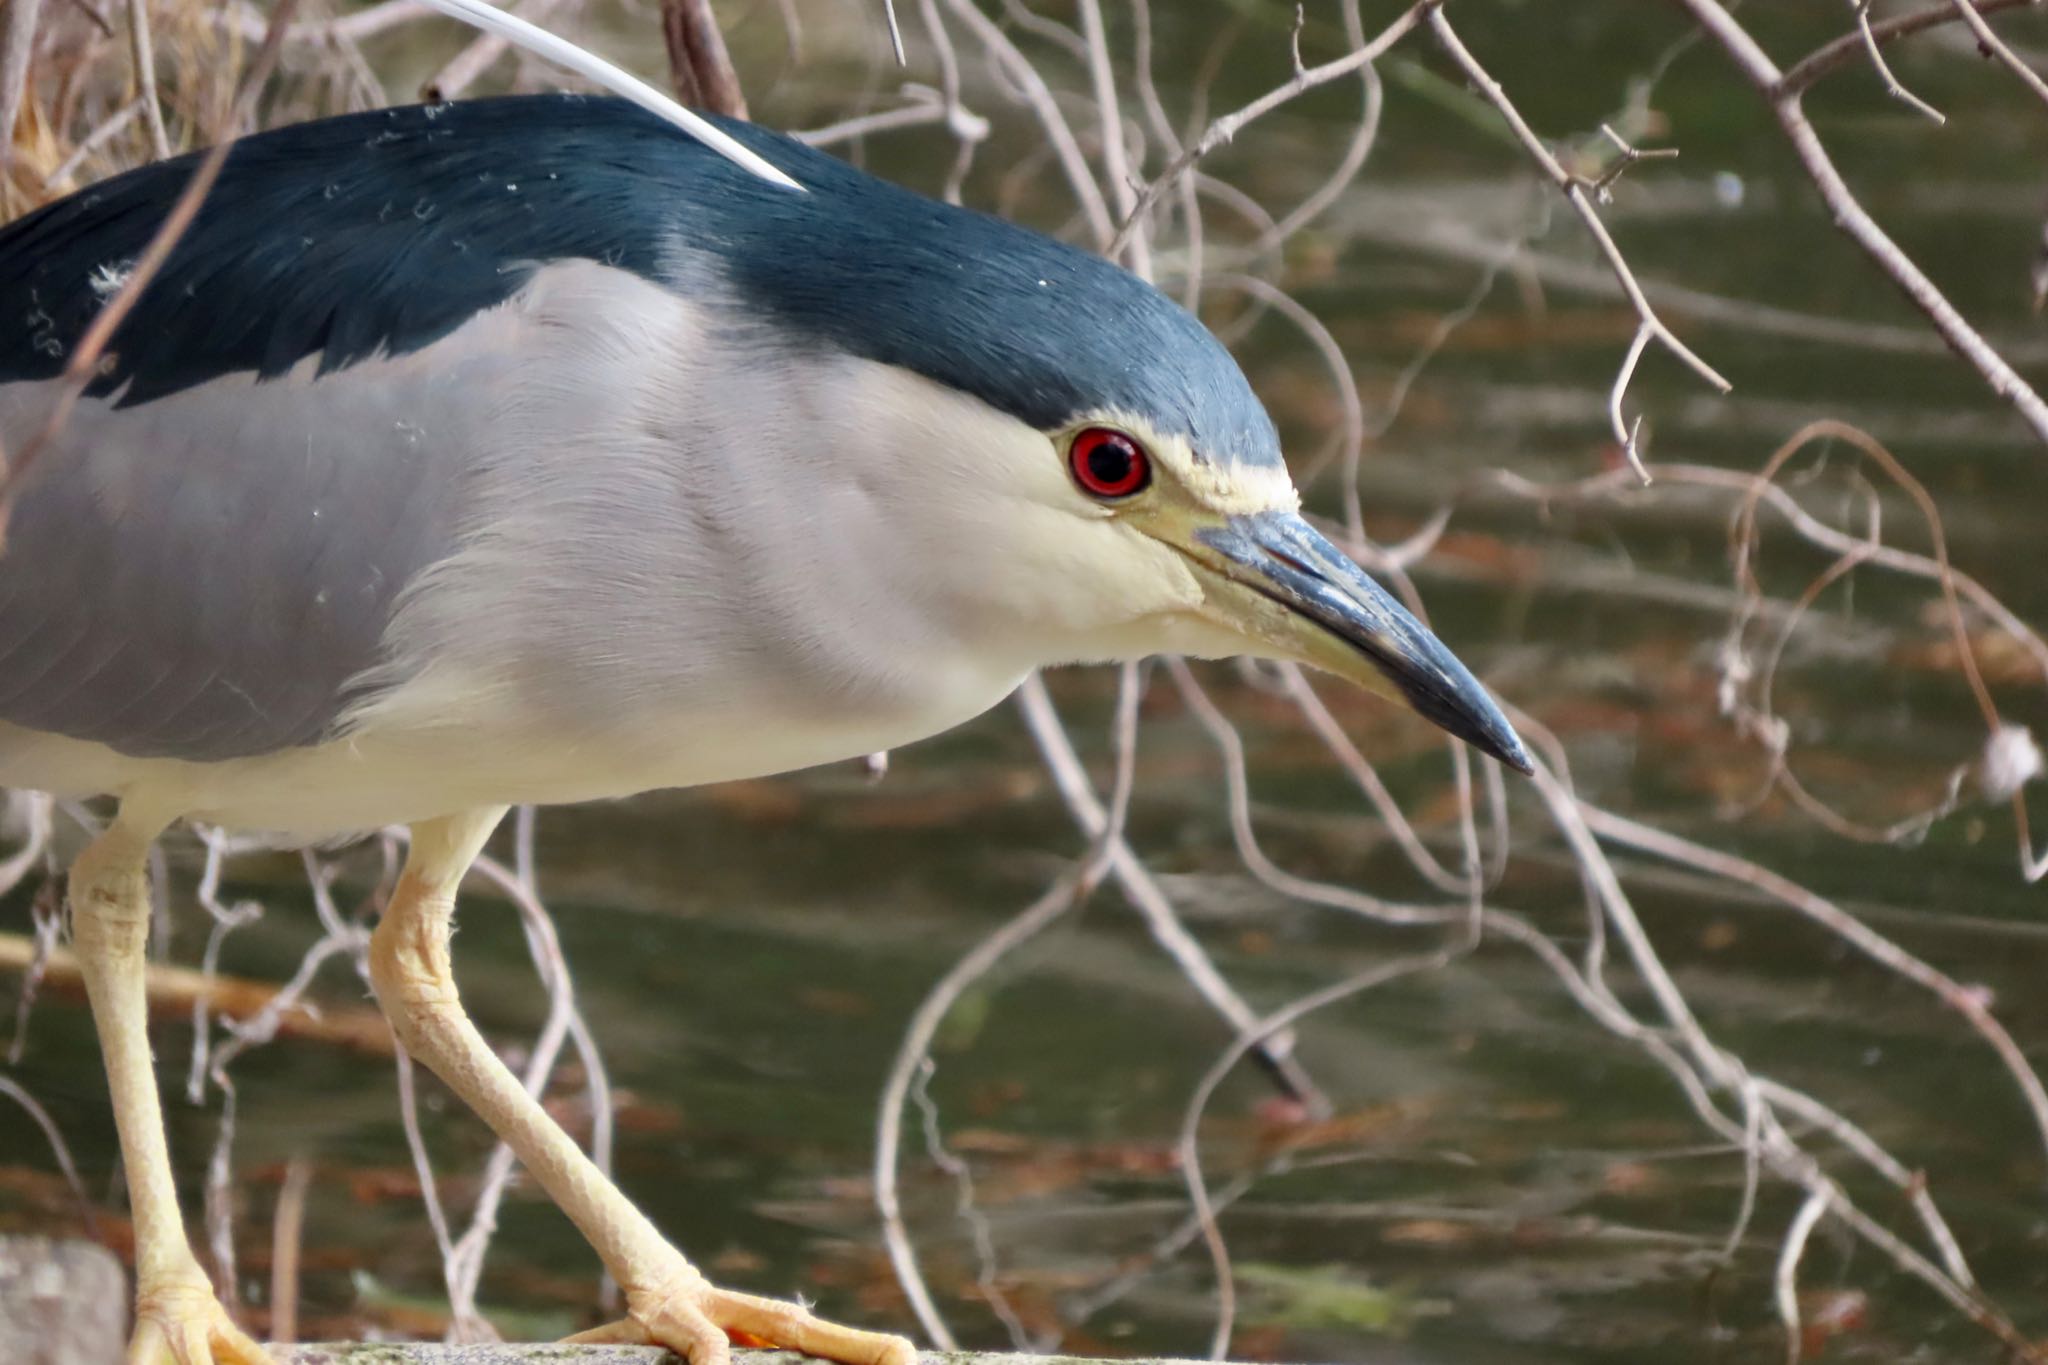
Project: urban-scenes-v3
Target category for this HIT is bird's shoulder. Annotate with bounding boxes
[0,94,814,405]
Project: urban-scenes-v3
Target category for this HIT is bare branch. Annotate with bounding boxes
[1248,9,1385,258]
[882,0,906,66]
[794,89,986,148]
[1945,0,2048,110]
[1589,121,1680,202]
[875,877,1081,1353]
[126,0,173,160]
[424,0,573,102]
[1179,949,1456,1360]
[1775,1189,1831,1365]
[43,97,146,190]
[1076,0,1148,277]
[914,0,982,204]
[1424,2,1729,471]
[0,0,42,184]
[1680,0,2048,455]
[1015,677,1329,1107]
[0,1074,92,1230]
[1109,0,1427,257]
[1581,806,2048,1154]
[1755,1078,1974,1287]
[938,0,1112,246]
[1610,321,1653,482]
[1853,0,1946,122]
[213,0,435,46]
[268,1155,313,1345]
[1781,0,2037,97]
[662,0,749,119]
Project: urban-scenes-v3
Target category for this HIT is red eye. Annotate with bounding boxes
[1068,427,1151,499]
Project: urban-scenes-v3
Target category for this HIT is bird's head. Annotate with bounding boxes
[711,120,1532,774]
[835,369,1533,776]
[1029,410,1530,774]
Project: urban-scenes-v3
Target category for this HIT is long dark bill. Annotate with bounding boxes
[1196,511,1533,775]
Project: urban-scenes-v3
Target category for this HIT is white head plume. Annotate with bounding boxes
[410,0,804,192]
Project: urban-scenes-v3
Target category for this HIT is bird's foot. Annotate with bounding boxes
[566,1265,916,1365]
[128,1276,271,1365]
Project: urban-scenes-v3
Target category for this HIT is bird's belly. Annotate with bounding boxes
[0,657,1027,839]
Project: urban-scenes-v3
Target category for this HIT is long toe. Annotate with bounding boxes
[702,1285,918,1365]
[565,1270,915,1365]
[564,1293,732,1365]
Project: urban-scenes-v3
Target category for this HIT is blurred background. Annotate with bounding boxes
[4,2,2048,1362]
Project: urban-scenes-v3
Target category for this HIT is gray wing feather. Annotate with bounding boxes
[0,340,501,761]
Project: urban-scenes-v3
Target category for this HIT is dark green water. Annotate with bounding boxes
[7,3,2048,1362]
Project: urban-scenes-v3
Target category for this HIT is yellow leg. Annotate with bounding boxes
[69,816,270,1365]
[368,808,915,1365]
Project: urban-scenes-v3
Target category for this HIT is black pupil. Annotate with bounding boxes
[1087,439,1133,487]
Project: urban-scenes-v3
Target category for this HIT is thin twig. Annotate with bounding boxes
[938,0,1111,245]
[126,0,172,159]
[1128,0,1204,307]
[1203,273,1367,529]
[1180,950,1457,1360]
[0,0,43,182]
[1016,677,1329,1108]
[1590,121,1681,202]
[1609,321,1653,482]
[1249,0,1385,258]
[1853,0,1946,122]
[1110,0,1427,257]
[450,850,617,1329]
[794,88,983,147]
[1076,0,1147,277]
[881,0,905,66]
[1781,0,2037,96]
[875,877,1084,1352]
[1755,1078,1974,1287]
[914,0,980,204]
[1280,666,1478,896]
[393,1044,483,1339]
[215,0,431,46]
[1945,0,2048,109]
[43,97,147,189]
[0,1073,94,1232]
[423,0,571,102]
[269,1155,313,1345]
[907,1061,1036,1351]
[1583,804,2048,1155]
[1425,1,1729,473]
[1776,1189,1832,1365]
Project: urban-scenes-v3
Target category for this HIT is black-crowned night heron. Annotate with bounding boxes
[0,94,1528,1365]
